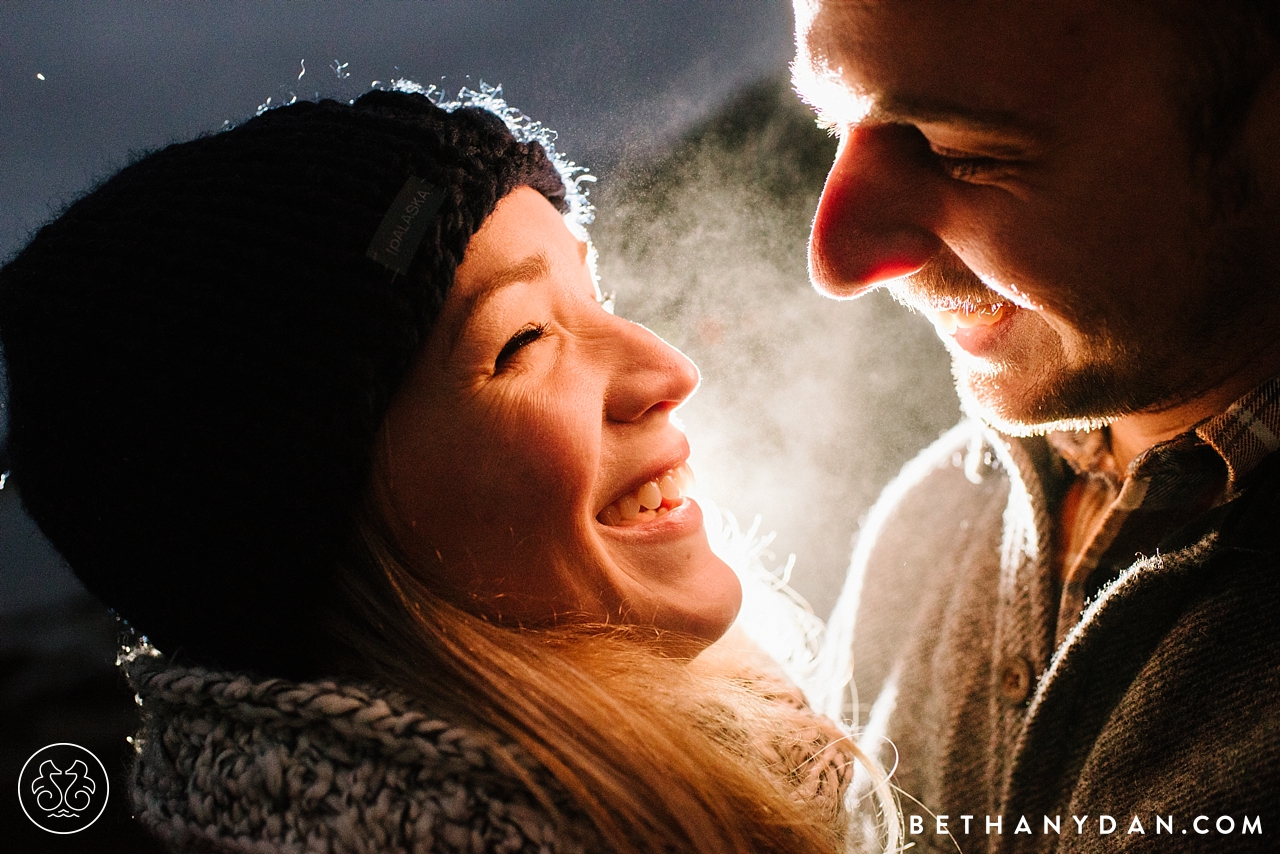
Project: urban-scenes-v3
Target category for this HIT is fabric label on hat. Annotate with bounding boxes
[366,176,446,276]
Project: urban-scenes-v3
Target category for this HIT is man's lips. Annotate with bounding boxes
[919,301,1021,357]
[925,302,1011,335]
[886,258,1030,353]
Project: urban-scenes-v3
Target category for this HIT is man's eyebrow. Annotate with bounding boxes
[867,93,1046,141]
[445,251,552,357]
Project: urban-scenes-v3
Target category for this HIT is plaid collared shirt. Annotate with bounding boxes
[1047,375,1280,644]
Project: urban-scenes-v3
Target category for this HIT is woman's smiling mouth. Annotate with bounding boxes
[597,462,696,527]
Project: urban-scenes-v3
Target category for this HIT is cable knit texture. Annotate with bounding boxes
[123,648,854,854]
[125,652,599,854]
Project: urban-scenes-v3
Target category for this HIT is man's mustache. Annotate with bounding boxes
[887,256,1003,312]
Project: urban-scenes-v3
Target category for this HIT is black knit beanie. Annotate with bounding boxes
[0,87,584,678]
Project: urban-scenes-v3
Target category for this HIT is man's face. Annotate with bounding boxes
[797,0,1275,434]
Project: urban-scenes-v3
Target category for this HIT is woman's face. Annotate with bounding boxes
[377,187,741,645]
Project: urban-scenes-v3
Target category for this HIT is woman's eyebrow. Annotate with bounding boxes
[485,251,553,294]
[445,251,552,357]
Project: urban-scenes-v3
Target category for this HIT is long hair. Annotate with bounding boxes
[321,491,874,854]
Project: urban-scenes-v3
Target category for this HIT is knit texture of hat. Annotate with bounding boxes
[0,87,584,678]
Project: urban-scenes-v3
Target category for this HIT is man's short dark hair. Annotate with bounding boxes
[1160,1,1280,163]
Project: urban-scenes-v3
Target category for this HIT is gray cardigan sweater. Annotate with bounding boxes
[841,419,1280,853]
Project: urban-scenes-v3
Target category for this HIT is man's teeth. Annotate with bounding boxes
[929,303,1008,335]
[598,462,696,527]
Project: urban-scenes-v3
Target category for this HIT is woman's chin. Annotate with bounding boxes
[637,550,743,650]
[598,497,744,645]
[684,562,744,646]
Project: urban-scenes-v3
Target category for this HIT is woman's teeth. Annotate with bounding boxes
[929,302,1008,335]
[598,462,696,527]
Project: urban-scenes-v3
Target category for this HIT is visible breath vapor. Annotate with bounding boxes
[591,78,959,615]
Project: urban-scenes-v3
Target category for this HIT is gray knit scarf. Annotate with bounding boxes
[123,650,599,854]
[123,644,854,854]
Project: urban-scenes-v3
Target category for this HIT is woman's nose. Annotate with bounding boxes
[604,318,700,424]
[809,123,943,299]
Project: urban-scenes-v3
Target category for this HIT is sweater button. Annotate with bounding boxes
[998,656,1034,704]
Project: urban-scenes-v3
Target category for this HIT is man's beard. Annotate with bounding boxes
[885,262,1149,437]
[953,336,1157,438]
[887,193,1275,438]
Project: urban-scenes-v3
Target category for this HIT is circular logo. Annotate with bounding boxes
[17,743,110,834]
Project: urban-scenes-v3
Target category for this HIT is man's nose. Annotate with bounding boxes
[604,318,700,424]
[809,123,942,299]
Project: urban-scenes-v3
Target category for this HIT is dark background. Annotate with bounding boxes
[0,3,957,850]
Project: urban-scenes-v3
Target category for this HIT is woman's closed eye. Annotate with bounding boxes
[495,322,548,369]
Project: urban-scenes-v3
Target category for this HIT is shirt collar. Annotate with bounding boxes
[1194,375,1280,489]
[1047,374,1280,497]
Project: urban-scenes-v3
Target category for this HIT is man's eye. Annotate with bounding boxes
[495,323,547,368]
[930,146,1006,181]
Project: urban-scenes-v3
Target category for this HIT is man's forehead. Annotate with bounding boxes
[793,0,1110,131]
[794,65,1047,144]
